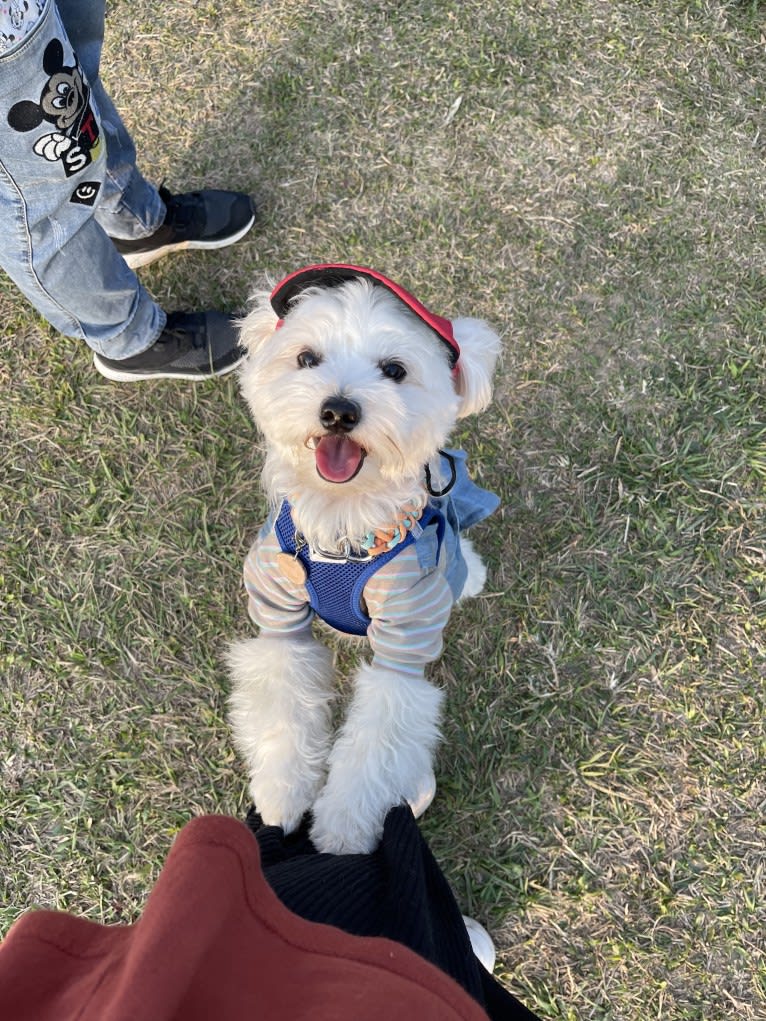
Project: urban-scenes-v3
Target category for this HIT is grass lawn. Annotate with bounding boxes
[1,1,764,1018]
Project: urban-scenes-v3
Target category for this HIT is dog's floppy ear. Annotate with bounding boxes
[452,318,501,418]
[238,289,280,355]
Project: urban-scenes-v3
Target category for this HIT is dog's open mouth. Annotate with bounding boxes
[312,435,367,483]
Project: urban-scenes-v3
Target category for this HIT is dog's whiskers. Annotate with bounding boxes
[379,432,408,471]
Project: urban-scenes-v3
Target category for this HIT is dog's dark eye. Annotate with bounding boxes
[297,350,322,369]
[380,360,407,382]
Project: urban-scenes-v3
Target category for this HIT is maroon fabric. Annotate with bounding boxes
[269,263,461,368]
[0,816,490,1021]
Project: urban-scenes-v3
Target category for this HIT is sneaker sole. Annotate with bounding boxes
[120,214,256,270]
[462,916,497,973]
[93,348,245,382]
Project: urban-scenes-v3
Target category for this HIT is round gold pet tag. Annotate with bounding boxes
[276,552,308,585]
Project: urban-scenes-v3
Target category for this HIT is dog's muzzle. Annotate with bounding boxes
[314,397,366,483]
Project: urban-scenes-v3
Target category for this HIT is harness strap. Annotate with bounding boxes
[275,502,445,636]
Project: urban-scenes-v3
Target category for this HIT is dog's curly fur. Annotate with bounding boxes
[227,277,500,853]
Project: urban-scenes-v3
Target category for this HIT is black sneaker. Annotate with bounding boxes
[93,311,246,382]
[113,186,256,269]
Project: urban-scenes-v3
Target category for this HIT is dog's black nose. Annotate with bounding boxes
[319,396,361,433]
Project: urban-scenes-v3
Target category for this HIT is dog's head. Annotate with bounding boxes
[238,265,500,534]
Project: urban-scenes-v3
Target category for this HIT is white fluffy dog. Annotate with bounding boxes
[227,264,500,853]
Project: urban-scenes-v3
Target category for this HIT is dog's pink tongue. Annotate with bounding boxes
[315,435,365,483]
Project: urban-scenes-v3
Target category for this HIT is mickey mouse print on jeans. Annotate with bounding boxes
[7,38,102,179]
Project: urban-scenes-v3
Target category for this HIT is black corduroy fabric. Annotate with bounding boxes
[246,804,540,1021]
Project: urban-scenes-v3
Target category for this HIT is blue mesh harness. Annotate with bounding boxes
[274,501,445,637]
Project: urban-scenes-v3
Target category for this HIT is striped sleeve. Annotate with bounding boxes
[363,544,453,675]
[243,532,313,635]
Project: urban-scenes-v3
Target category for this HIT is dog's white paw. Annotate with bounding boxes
[406,767,436,819]
[227,634,334,833]
[458,536,487,600]
[309,664,444,853]
[309,786,388,854]
[309,766,435,853]
[252,792,316,834]
[249,744,325,834]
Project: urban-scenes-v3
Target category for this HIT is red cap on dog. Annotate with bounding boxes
[269,264,461,369]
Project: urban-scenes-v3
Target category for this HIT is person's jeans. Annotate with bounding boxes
[0,0,165,357]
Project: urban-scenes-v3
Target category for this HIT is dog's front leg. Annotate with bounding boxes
[309,663,444,853]
[227,633,334,833]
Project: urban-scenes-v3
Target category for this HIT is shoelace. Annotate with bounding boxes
[160,313,207,349]
[158,185,203,234]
